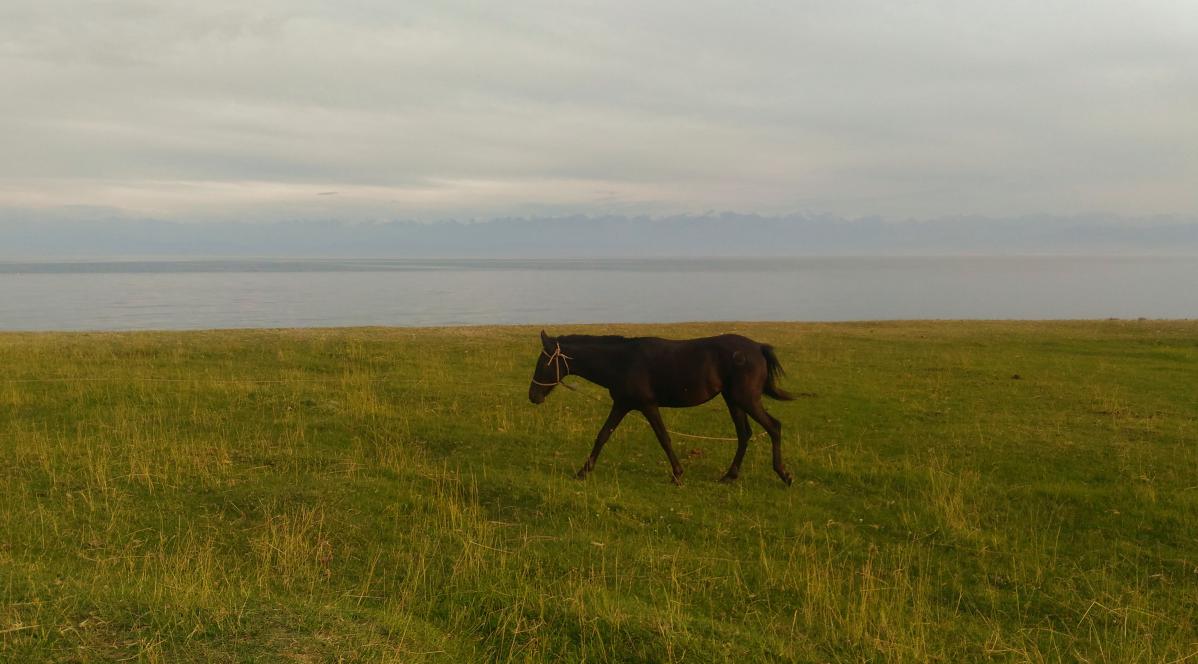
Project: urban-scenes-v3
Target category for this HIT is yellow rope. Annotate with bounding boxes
[530,343,572,387]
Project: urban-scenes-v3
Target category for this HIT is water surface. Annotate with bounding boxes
[0,256,1194,331]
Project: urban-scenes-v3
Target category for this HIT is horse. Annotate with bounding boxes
[527,330,796,485]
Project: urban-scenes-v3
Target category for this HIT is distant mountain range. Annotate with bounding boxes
[3,211,1197,258]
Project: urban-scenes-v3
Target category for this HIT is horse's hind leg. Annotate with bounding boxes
[720,394,751,482]
[745,400,792,486]
[577,403,629,479]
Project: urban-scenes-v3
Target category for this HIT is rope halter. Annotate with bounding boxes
[531,343,573,387]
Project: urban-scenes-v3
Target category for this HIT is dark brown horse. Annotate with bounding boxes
[528,331,795,485]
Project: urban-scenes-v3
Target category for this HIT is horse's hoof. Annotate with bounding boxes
[779,473,793,486]
[575,470,589,480]
[719,473,739,483]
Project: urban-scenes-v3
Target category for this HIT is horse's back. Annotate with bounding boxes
[634,333,758,351]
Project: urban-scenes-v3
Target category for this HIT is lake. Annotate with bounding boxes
[0,256,1195,331]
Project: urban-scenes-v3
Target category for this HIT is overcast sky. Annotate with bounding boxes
[1,1,1195,222]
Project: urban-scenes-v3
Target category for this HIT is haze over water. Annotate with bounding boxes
[0,256,1194,331]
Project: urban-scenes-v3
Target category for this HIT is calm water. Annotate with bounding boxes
[0,257,1194,331]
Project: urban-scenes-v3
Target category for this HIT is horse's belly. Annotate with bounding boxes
[657,386,720,408]
[646,360,722,407]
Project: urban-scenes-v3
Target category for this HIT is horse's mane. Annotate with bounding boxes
[558,334,635,345]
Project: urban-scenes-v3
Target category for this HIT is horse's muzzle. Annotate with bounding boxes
[528,384,547,404]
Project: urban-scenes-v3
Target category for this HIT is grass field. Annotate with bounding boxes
[2,321,1197,662]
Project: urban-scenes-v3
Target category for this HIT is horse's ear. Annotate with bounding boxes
[540,330,553,350]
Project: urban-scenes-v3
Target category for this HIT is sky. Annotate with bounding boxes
[1,0,1196,223]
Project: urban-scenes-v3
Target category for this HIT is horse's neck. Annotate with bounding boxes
[563,341,630,389]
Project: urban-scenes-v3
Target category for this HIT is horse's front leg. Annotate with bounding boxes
[576,403,629,479]
[642,404,684,484]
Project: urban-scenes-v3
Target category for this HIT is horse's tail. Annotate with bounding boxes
[761,344,795,401]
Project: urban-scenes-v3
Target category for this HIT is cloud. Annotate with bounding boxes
[1,0,1195,221]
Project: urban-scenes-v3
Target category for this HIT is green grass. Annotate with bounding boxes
[2,321,1197,662]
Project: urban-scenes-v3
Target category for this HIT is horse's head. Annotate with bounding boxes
[528,330,568,404]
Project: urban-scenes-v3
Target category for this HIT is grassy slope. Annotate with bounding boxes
[1,321,1196,662]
